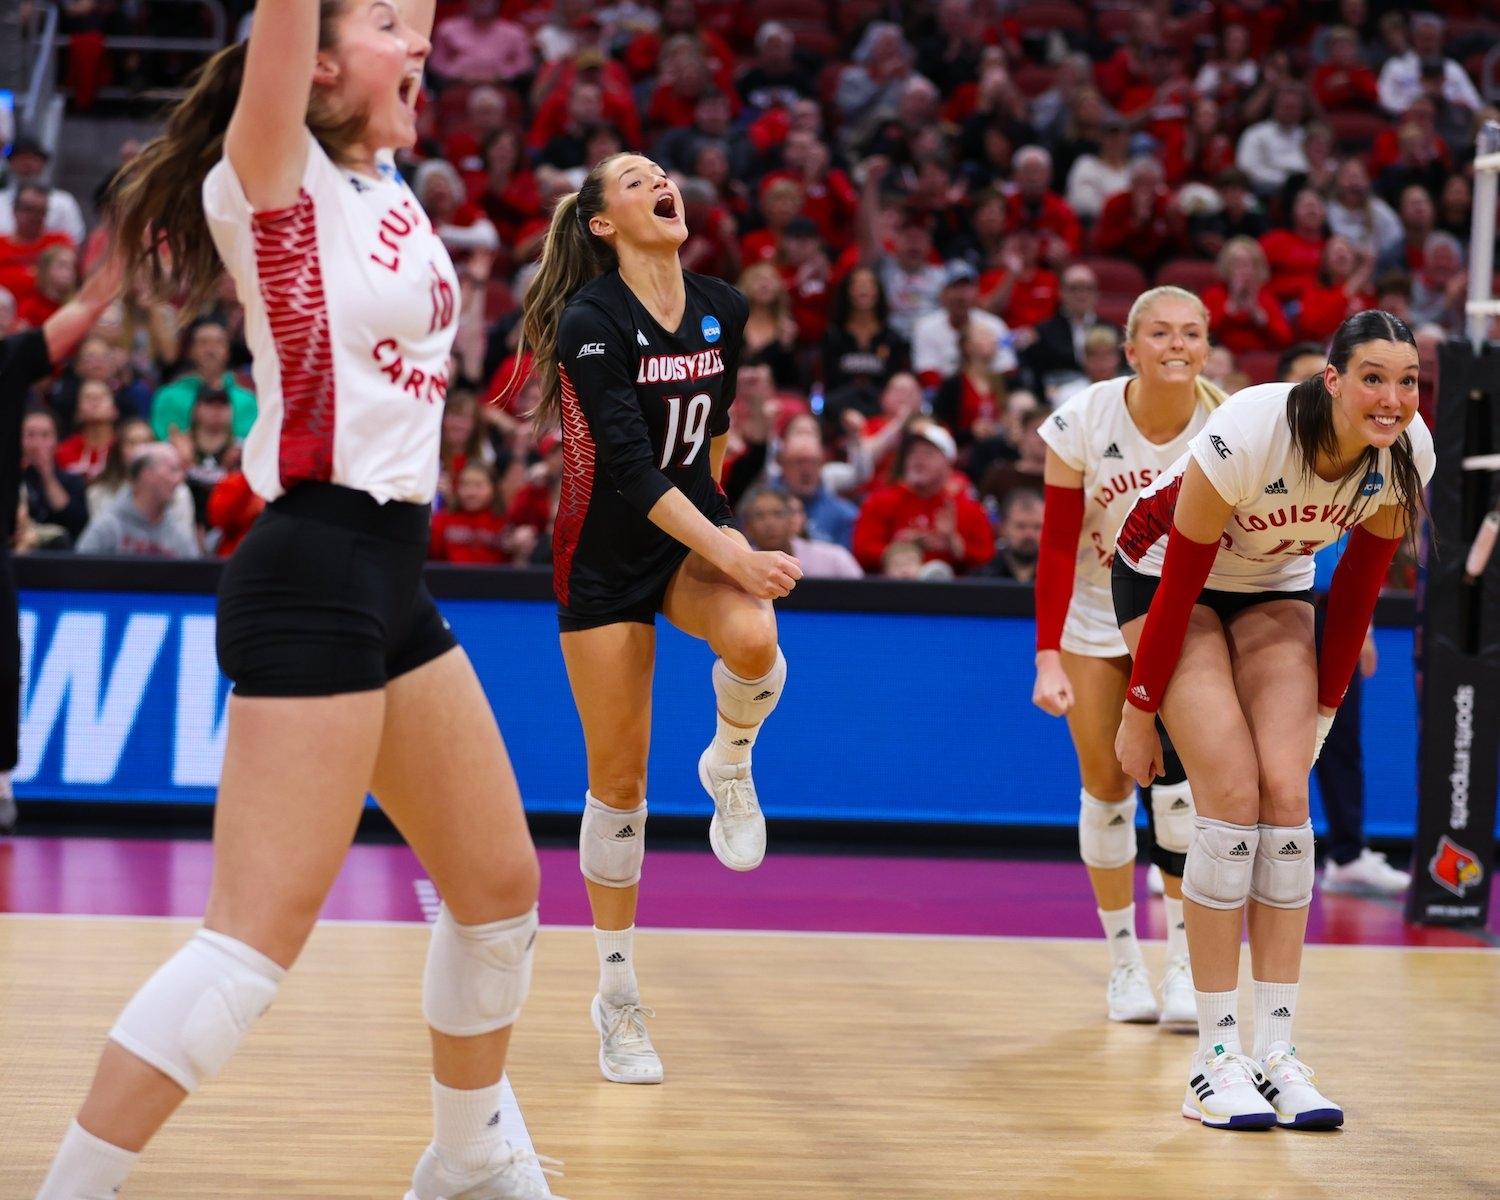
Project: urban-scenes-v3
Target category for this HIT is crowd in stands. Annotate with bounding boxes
[4,0,1496,579]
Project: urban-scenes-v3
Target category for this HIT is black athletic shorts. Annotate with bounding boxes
[1111,555,1315,628]
[556,543,690,633]
[217,482,457,696]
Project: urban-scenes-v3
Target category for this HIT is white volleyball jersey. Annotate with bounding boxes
[1118,382,1436,592]
[1039,376,1210,614]
[203,132,460,504]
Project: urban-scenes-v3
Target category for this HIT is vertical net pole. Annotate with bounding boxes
[1467,121,1500,349]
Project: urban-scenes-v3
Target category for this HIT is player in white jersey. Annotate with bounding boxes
[1112,311,1434,1132]
[1033,287,1224,1031]
[34,4,559,1199]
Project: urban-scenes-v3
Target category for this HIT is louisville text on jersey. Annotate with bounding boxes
[1093,468,1161,510]
[1232,501,1363,536]
[636,349,727,384]
[368,198,428,274]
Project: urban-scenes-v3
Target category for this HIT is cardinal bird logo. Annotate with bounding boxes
[1429,835,1484,898]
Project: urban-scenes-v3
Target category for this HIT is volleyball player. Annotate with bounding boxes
[1113,311,1433,1130]
[34,3,557,1198]
[1033,287,1224,1029]
[515,154,800,1085]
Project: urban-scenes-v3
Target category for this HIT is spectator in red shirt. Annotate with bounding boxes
[473,126,542,248]
[530,73,639,164]
[1372,100,1450,200]
[932,322,1008,448]
[1312,25,1380,111]
[1004,146,1082,267]
[740,177,805,268]
[853,422,995,575]
[978,229,1058,332]
[1094,11,1154,109]
[56,379,118,481]
[15,243,79,328]
[438,390,495,510]
[1162,96,1236,188]
[646,38,733,135]
[430,463,507,564]
[504,435,562,565]
[677,178,740,281]
[736,21,812,115]
[1091,158,1186,270]
[1261,188,1329,303]
[624,0,737,97]
[0,184,75,306]
[1296,235,1377,342]
[1203,236,1294,355]
[777,218,833,347]
[764,129,858,254]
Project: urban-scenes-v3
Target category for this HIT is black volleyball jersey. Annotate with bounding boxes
[553,269,748,612]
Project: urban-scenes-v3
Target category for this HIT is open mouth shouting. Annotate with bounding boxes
[398,70,422,115]
[653,191,680,222]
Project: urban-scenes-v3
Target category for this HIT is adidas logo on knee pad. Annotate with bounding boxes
[753,690,775,701]
[1278,841,1301,855]
[1230,842,1250,856]
[614,825,636,839]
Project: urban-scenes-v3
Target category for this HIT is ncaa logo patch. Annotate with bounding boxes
[701,314,722,344]
[1360,471,1384,496]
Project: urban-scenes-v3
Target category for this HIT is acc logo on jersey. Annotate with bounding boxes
[1429,834,1484,897]
[701,314,722,344]
[577,343,607,358]
[1360,471,1385,496]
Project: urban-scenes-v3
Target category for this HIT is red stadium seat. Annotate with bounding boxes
[833,0,885,38]
[1014,63,1059,98]
[1013,2,1089,35]
[1238,349,1282,385]
[1079,257,1148,298]
[1326,111,1386,155]
[1094,9,1137,43]
[1156,258,1220,297]
[1097,293,1134,327]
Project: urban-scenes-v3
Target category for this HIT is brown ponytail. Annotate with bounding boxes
[109,0,364,315]
[515,155,627,430]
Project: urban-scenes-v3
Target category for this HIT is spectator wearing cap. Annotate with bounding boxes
[739,486,863,580]
[777,217,833,347]
[0,184,76,308]
[852,422,994,575]
[1326,159,1403,261]
[1377,13,1481,115]
[0,138,86,247]
[1313,25,1381,111]
[911,261,1018,391]
[1003,147,1082,266]
[1235,84,1311,195]
[778,432,860,549]
[979,487,1044,583]
[1020,265,1107,394]
[150,317,258,442]
[1202,236,1295,356]
[1091,158,1185,271]
[1064,117,1133,223]
[76,442,199,558]
[737,22,813,114]
[428,0,534,87]
[1188,168,1267,260]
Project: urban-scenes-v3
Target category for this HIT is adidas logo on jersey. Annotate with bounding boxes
[605,951,627,964]
[577,342,607,357]
[614,825,636,839]
[1264,477,1288,495]
[1229,841,1250,857]
[1271,1007,1292,1018]
[1103,442,1124,459]
[1216,1014,1237,1028]
[637,329,650,347]
[1278,841,1301,855]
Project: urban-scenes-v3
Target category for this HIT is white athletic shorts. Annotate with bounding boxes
[1060,583,1128,659]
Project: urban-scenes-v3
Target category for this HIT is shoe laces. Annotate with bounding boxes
[1205,1049,1262,1090]
[716,773,759,819]
[480,1143,564,1192]
[1110,960,1150,994]
[1263,1047,1316,1085]
[604,1001,656,1049]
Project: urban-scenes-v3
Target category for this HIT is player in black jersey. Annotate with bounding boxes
[517,153,801,1085]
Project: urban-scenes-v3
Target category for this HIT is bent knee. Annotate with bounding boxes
[1258,789,1309,828]
[1193,783,1260,828]
[716,606,778,675]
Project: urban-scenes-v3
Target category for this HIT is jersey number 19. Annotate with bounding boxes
[660,393,712,469]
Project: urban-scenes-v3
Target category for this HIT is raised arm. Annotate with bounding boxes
[43,246,126,367]
[224,0,323,210]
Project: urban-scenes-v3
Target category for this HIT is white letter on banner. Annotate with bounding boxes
[173,615,229,786]
[18,612,169,784]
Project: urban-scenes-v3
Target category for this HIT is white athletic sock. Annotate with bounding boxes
[1098,905,1144,969]
[431,1077,504,1176]
[1164,896,1188,961]
[712,712,759,764]
[1196,989,1243,1056]
[35,1120,139,1200]
[1252,979,1299,1059]
[595,925,640,1006]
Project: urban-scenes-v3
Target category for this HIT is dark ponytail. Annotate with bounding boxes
[1285,308,1427,533]
[515,154,628,430]
[109,0,362,315]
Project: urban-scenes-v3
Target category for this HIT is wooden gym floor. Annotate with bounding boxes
[2,916,1497,1200]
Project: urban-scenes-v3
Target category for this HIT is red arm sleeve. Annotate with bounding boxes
[1124,524,1221,713]
[1036,484,1085,651]
[1318,525,1401,709]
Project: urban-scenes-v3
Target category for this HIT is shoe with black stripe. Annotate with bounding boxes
[1256,1041,1344,1129]
[1182,1044,1277,1130]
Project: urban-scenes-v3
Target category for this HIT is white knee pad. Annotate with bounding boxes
[109,929,284,1093]
[1150,782,1196,854]
[1182,817,1259,910]
[422,904,538,1037]
[712,646,787,725]
[579,791,646,888]
[1250,822,1315,909]
[1078,792,1137,869]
